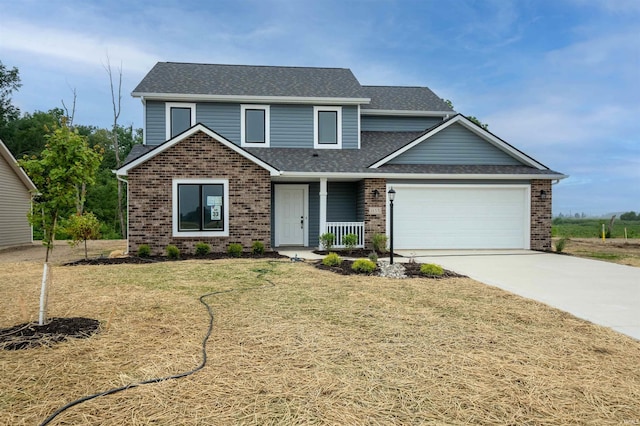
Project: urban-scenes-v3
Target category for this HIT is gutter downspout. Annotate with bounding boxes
[115,173,129,253]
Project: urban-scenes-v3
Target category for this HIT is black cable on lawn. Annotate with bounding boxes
[39,262,281,426]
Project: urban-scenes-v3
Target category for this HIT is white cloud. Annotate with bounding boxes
[0,19,160,75]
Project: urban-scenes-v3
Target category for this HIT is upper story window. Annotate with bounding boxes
[166,103,196,140]
[241,105,270,146]
[314,106,342,149]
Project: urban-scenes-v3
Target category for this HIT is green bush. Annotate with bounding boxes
[195,242,211,256]
[420,263,444,276]
[554,237,568,253]
[137,244,151,258]
[166,244,180,259]
[322,252,342,267]
[352,258,376,274]
[227,243,243,258]
[319,233,335,251]
[372,233,388,254]
[368,251,378,263]
[342,233,358,253]
[252,241,265,255]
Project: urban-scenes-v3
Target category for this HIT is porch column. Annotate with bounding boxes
[319,178,327,248]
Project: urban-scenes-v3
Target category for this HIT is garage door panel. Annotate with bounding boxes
[392,185,529,249]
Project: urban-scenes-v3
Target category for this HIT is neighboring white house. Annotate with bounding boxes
[0,138,37,249]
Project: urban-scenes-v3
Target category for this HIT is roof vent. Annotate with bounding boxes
[312,153,319,157]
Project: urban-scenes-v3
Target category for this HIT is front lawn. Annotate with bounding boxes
[1,259,638,425]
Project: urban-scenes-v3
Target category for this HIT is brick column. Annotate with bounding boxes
[362,178,387,250]
[530,179,552,251]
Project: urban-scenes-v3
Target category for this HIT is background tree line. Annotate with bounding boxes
[0,60,139,239]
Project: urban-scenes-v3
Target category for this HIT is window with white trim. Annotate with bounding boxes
[166,103,196,139]
[172,179,229,237]
[313,106,342,149]
[241,104,270,146]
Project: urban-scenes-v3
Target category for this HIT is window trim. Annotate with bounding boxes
[240,104,270,147]
[313,106,342,149]
[166,102,196,140]
[172,178,229,237]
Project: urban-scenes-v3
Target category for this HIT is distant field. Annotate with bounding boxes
[552,218,640,238]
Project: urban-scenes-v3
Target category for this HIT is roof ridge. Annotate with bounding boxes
[363,85,430,89]
[160,62,353,71]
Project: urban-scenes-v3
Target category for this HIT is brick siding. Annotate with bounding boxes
[127,131,271,255]
[530,179,552,251]
[362,178,387,250]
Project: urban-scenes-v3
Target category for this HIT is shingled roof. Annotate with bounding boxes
[361,86,454,112]
[132,62,368,100]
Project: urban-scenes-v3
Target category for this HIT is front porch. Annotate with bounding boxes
[272,178,386,250]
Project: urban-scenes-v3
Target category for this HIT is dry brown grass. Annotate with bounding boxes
[555,237,640,267]
[1,257,639,425]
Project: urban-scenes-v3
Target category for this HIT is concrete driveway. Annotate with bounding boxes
[398,250,640,341]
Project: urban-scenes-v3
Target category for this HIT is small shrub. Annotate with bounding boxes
[420,263,444,276]
[368,251,378,263]
[137,244,151,258]
[319,233,335,251]
[227,243,243,258]
[252,241,265,255]
[555,237,568,253]
[342,233,358,253]
[195,242,211,256]
[372,233,388,254]
[166,244,180,259]
[322,252,342,267]
[352,258,376,274]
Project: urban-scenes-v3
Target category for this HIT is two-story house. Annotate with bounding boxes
[116,62,565,255]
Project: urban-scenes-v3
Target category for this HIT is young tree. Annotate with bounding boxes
[66,212,101,259]
[19,122,102,324]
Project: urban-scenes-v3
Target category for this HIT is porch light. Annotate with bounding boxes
[388,187,396,264]
[372,189,380,198]
[539,190,547,200]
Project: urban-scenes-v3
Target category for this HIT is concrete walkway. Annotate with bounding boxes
[399,250,640,341]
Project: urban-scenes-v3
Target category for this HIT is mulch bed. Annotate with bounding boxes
[313,249,400,258]
[0,317,100,350]
[315,259,466,278]
[64,251,287,266]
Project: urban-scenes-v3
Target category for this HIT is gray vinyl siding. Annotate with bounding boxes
[361,115,442,132]
[327,182,358,222]
[145,101,166,146]
[356,181,365,222]
[197,103,241,144]
[0,156,32,248]
[271,105,314,148]
[146,101,359,149]
[308,182,320,247]
[342,106,358,149]
[389,123,523,165]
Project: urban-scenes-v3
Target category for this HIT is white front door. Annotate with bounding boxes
[275,185,308,246]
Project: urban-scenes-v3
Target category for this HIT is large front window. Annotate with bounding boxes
[241,104,270,146]
[314,106,342,149]
[172,179,229,237]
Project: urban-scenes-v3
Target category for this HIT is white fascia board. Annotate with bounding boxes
[369,115,547,170]
[360,109,453,117]
[131,92,371,106]
[276,171,568,180]
[115,124,281,177]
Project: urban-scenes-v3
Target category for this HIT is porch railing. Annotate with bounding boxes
[325,222,365,248]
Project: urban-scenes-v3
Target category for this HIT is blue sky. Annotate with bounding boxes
[1,0,638,216]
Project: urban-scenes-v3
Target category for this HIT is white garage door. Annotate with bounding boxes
[390,185,530,249]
